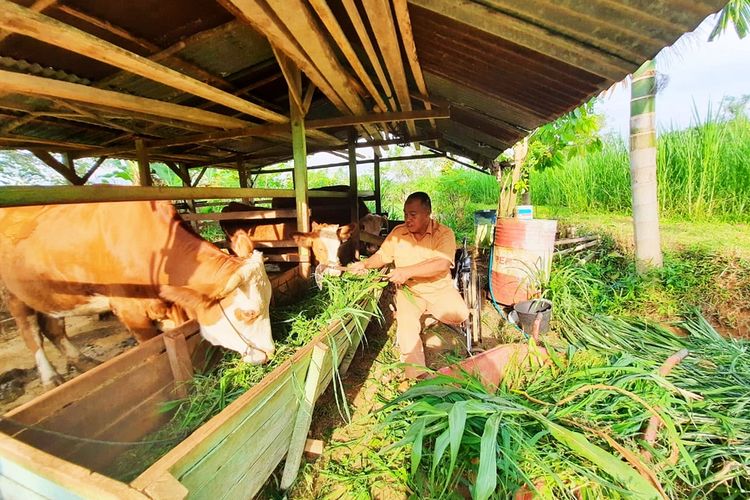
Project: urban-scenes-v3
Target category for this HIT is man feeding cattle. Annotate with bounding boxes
[0,200,274,388]
[348,192,469,378]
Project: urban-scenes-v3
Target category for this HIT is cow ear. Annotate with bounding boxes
[230,231,255,258]
[338,223,356,240]
[311,221,321,231]
[159,285,206,313]
[291,232,313,247]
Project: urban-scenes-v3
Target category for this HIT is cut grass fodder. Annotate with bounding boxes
[107,270,387,482]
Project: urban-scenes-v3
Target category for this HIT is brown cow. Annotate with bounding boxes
[220,201,357,267]
[0,200,274,387]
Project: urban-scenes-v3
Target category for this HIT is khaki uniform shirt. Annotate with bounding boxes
[376,219,456,295]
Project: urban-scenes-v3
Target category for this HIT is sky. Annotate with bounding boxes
[596,14,750,139]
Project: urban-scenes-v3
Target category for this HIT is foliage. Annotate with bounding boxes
[531,111,750,222]
[709,0,750,41]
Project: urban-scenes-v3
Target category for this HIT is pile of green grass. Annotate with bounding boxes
[531,115,750,222]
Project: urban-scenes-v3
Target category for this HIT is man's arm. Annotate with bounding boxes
[348,252,386,272]
[387,257,451,285]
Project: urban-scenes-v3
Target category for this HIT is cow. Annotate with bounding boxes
[0,200,274,387]
[358,213,388,254]
[220,201,358,268]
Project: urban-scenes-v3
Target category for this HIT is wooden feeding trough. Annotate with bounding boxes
[0,291,381,498]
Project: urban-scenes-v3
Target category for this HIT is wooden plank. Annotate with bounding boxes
[281,342,330,489]
[0,0,287,124]
[0,70,248,130]
[181,378,300,497]
[341,0,396,112]
[142,472,188,500]
[304,438,324,458]
[348,131,360,258]
[374,153,382,213]
[179,209,298,222]
[291,80,312,278]
[131,346,313,490]
[362,0,417,136]
[164,329,194,399]
[251,240,298,249]
[0,434,147,499]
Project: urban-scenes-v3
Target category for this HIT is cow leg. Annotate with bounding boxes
[3,293,63,387]
[111,299,161,343]
[38,314,100,373]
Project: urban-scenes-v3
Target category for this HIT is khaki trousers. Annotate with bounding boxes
[395,284,469,378]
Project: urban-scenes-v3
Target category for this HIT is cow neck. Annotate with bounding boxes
[162,220,243,297]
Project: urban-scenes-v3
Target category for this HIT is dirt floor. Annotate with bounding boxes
[0,312,135,414]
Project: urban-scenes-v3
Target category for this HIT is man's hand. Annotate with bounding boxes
[347,260,368,275]
[387,267,412,285]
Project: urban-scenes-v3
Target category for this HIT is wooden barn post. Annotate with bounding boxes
[373,150,382,214]
[135,138,153,187]
[348,129,360,257]
[289,71,311,278]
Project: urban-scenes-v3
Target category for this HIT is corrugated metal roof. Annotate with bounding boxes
[0,0,728,171]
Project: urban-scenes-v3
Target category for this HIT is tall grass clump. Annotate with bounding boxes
[532,110,750,222]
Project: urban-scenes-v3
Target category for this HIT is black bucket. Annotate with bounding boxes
[513,299,553,336]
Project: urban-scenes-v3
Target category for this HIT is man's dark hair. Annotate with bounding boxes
[405,191,431,211]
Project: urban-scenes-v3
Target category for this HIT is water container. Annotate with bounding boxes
[513,299,553,336]
[491,218,557,305]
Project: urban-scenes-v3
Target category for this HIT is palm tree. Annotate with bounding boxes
[629,0,749,273]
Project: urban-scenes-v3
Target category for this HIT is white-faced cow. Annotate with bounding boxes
[220,202,357,268]
[0,200,274,387]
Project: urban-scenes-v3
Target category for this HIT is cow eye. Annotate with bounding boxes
[235,309,259,323]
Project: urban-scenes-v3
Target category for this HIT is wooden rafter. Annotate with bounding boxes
[32,150,84,185]
[71,109,448,159]
[273,47,304,114]
[0,0,56,44]
[55,5,234,90]
[264,0,366,114]
[80,157,106,184]
[341,0,396,112]
[309,0,390,115]
[0,70,249,129]
[393,0,435,131]
[0,0,286,123]
[362,0,416,137]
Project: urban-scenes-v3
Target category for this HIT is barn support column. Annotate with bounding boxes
[237,158,251,205]
[348,129,360,258]
[290,74,311,278]
[373,150,382,215]
[135,138,152,186]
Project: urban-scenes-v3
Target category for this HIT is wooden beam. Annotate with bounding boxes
[31,150,83,185]
[135,139,152,186]
[0,70,249,130]
[362,0,416,136]
[301,82,316,116]
[408,0,631,80]
[56,5,234,90]
[393,0,436,130]
[163,329,194,399]
[180,209,298,222]
[0,0,286,123]
[221,0,348,113]
[273,47,304,114]
[290,69,312,275]
[309,0,390,114]
[0,186,347,207]
[341,0,396,112]
[374,152,382,214]
[348,130,360,257]
[0,0,56,45]
[70,109,447,160]
[80,157,106,184]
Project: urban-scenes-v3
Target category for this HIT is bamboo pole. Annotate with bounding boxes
[374,152,382,214]
[348,130,360,257]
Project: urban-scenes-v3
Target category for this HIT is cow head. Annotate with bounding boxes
[292,222,357,271]
[160,250,274,364]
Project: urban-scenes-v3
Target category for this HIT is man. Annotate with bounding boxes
[348,192,469,378]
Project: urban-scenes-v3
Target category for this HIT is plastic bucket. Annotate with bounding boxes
[491,218,557,305]
[513,299,553,336]
[474,209,497,249]
[515,205,533,220]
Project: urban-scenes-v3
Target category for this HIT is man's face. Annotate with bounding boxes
[404,199,431,234]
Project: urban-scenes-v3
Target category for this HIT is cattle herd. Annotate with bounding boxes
[0,196,387,390]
